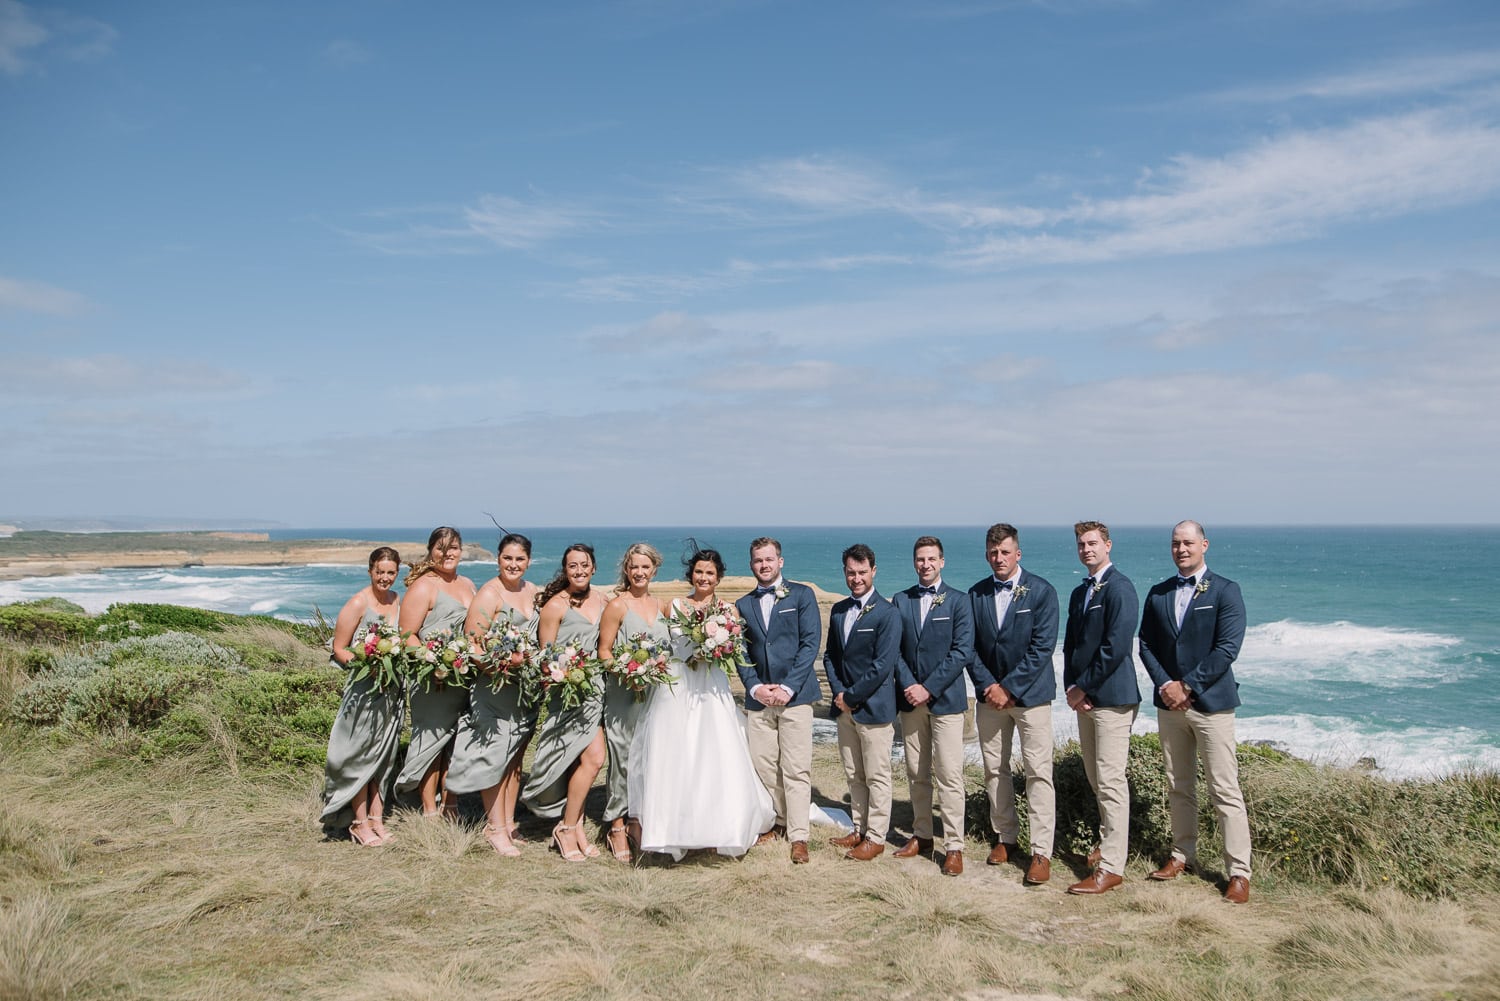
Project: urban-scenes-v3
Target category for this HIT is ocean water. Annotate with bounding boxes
[3,525,1495,780]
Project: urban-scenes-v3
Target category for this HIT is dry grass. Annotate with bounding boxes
[1,735,1498,1001]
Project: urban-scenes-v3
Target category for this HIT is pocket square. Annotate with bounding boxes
[776,608,796,614]
[1014,608,1032,615]
[932,616,950,622]
[855,627,874,634]
[1088,604,1103,611]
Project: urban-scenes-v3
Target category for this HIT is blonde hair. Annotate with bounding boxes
[614,542,663,593]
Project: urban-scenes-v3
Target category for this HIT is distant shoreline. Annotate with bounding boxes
[0,530,482,582]
[0,531,843,605]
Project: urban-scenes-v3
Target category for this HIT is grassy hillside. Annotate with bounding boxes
[2,600,1498,1000]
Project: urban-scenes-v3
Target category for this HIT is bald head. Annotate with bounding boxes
[1171,520,1209,576]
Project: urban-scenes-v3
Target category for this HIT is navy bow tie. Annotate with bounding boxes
[1176,576,1197,588]
[918,585,938,595]
[994,579,1014,591]
[755,586,777,597]
[1084,576,1097,588]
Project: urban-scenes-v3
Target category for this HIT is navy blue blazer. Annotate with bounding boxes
[890,581,975,716]
[1138,569,1245,713]
[735,581,823,710]
[967,569,1059,707]
[1062,566,1141,708]
[823,591,901,725]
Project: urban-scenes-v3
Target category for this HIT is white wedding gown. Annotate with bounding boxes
[627,601,775,860]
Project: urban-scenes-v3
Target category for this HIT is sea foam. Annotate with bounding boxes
[1238,619,1462,686]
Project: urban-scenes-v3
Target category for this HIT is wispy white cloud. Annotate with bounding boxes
[563,251,911,302]
[1207,49,1500,104]
[0,354,249,399]
[951,109,1500,267]
[321,38,373,68]
[342,194,600,255]
[0,275,89,315]
[0,0,46,75]
[0,1,114,76]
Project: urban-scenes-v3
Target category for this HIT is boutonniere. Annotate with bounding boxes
[1195,579,1210,596]
[1013,584,1029,600]
[931,592,946,607]
[857,601,874,620]
[774,583,789,601]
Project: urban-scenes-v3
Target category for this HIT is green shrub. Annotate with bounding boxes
[95,603,226,638]
[0,603,93,643]
[103,632,242,672]
[8,675,73,726]
[1243,755,1500,896]
[61,660,203,730]
[210,669,343,766]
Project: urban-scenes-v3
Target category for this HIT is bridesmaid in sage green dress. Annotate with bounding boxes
[596,542,671,863]
[447,532,540,856]
[520,543,608,861]
[320,546,405,845]
[393,527,477,817]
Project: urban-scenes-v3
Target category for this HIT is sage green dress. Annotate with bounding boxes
[319,607,405,829]
[394,591,472,794]
[519,605,603,820]
[602,604,669,821]
[446,604,540,794]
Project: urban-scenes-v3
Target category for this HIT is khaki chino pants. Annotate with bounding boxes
[902,703,967,851]
[1157,706,1252,879]
[976,701,1054,857]
[1076,703,1138,875]
[836,714,894,844]
[746,703,814,842]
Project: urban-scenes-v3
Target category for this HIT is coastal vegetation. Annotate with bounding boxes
[2,599,1497,1000]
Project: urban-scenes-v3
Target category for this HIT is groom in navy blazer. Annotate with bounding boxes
[1062,520,1140,896]
[823,543,902,861]
[736,537,823,863]
[1138,520,1252,903]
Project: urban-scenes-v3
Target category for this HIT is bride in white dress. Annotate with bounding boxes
[627,547,775,860]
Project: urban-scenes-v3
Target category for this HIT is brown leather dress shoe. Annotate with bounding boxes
[1223,875,1250,904]
[1149,857,1189,881]
[1024,854,1051,884]
[893,836,933,859]
[845,838,885,861]
[1066,868,1123,895]
[829,830,864,849]
[941,850,963,876]
[789,840,810,864]
[755,824,786,846]
[986,842,1020,866]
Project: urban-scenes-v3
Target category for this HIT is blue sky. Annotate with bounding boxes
[3,0,1499,528]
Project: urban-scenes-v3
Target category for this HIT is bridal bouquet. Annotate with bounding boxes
[526,640,601,710]
[473,617,536,688]
[343,619,408,691]
[409,630,475,692]
[668,599,750,674]
[605,631,674,700]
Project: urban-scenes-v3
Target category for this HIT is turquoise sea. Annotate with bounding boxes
[3,525,1495,780]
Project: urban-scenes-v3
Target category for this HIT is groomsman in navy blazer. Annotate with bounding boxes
[823,544,903,861]
[1062,520,1141,896]
[967,523,1060,885]
[1139,520,1252,904]
[890,535,974,876]
[736,537,823,864]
